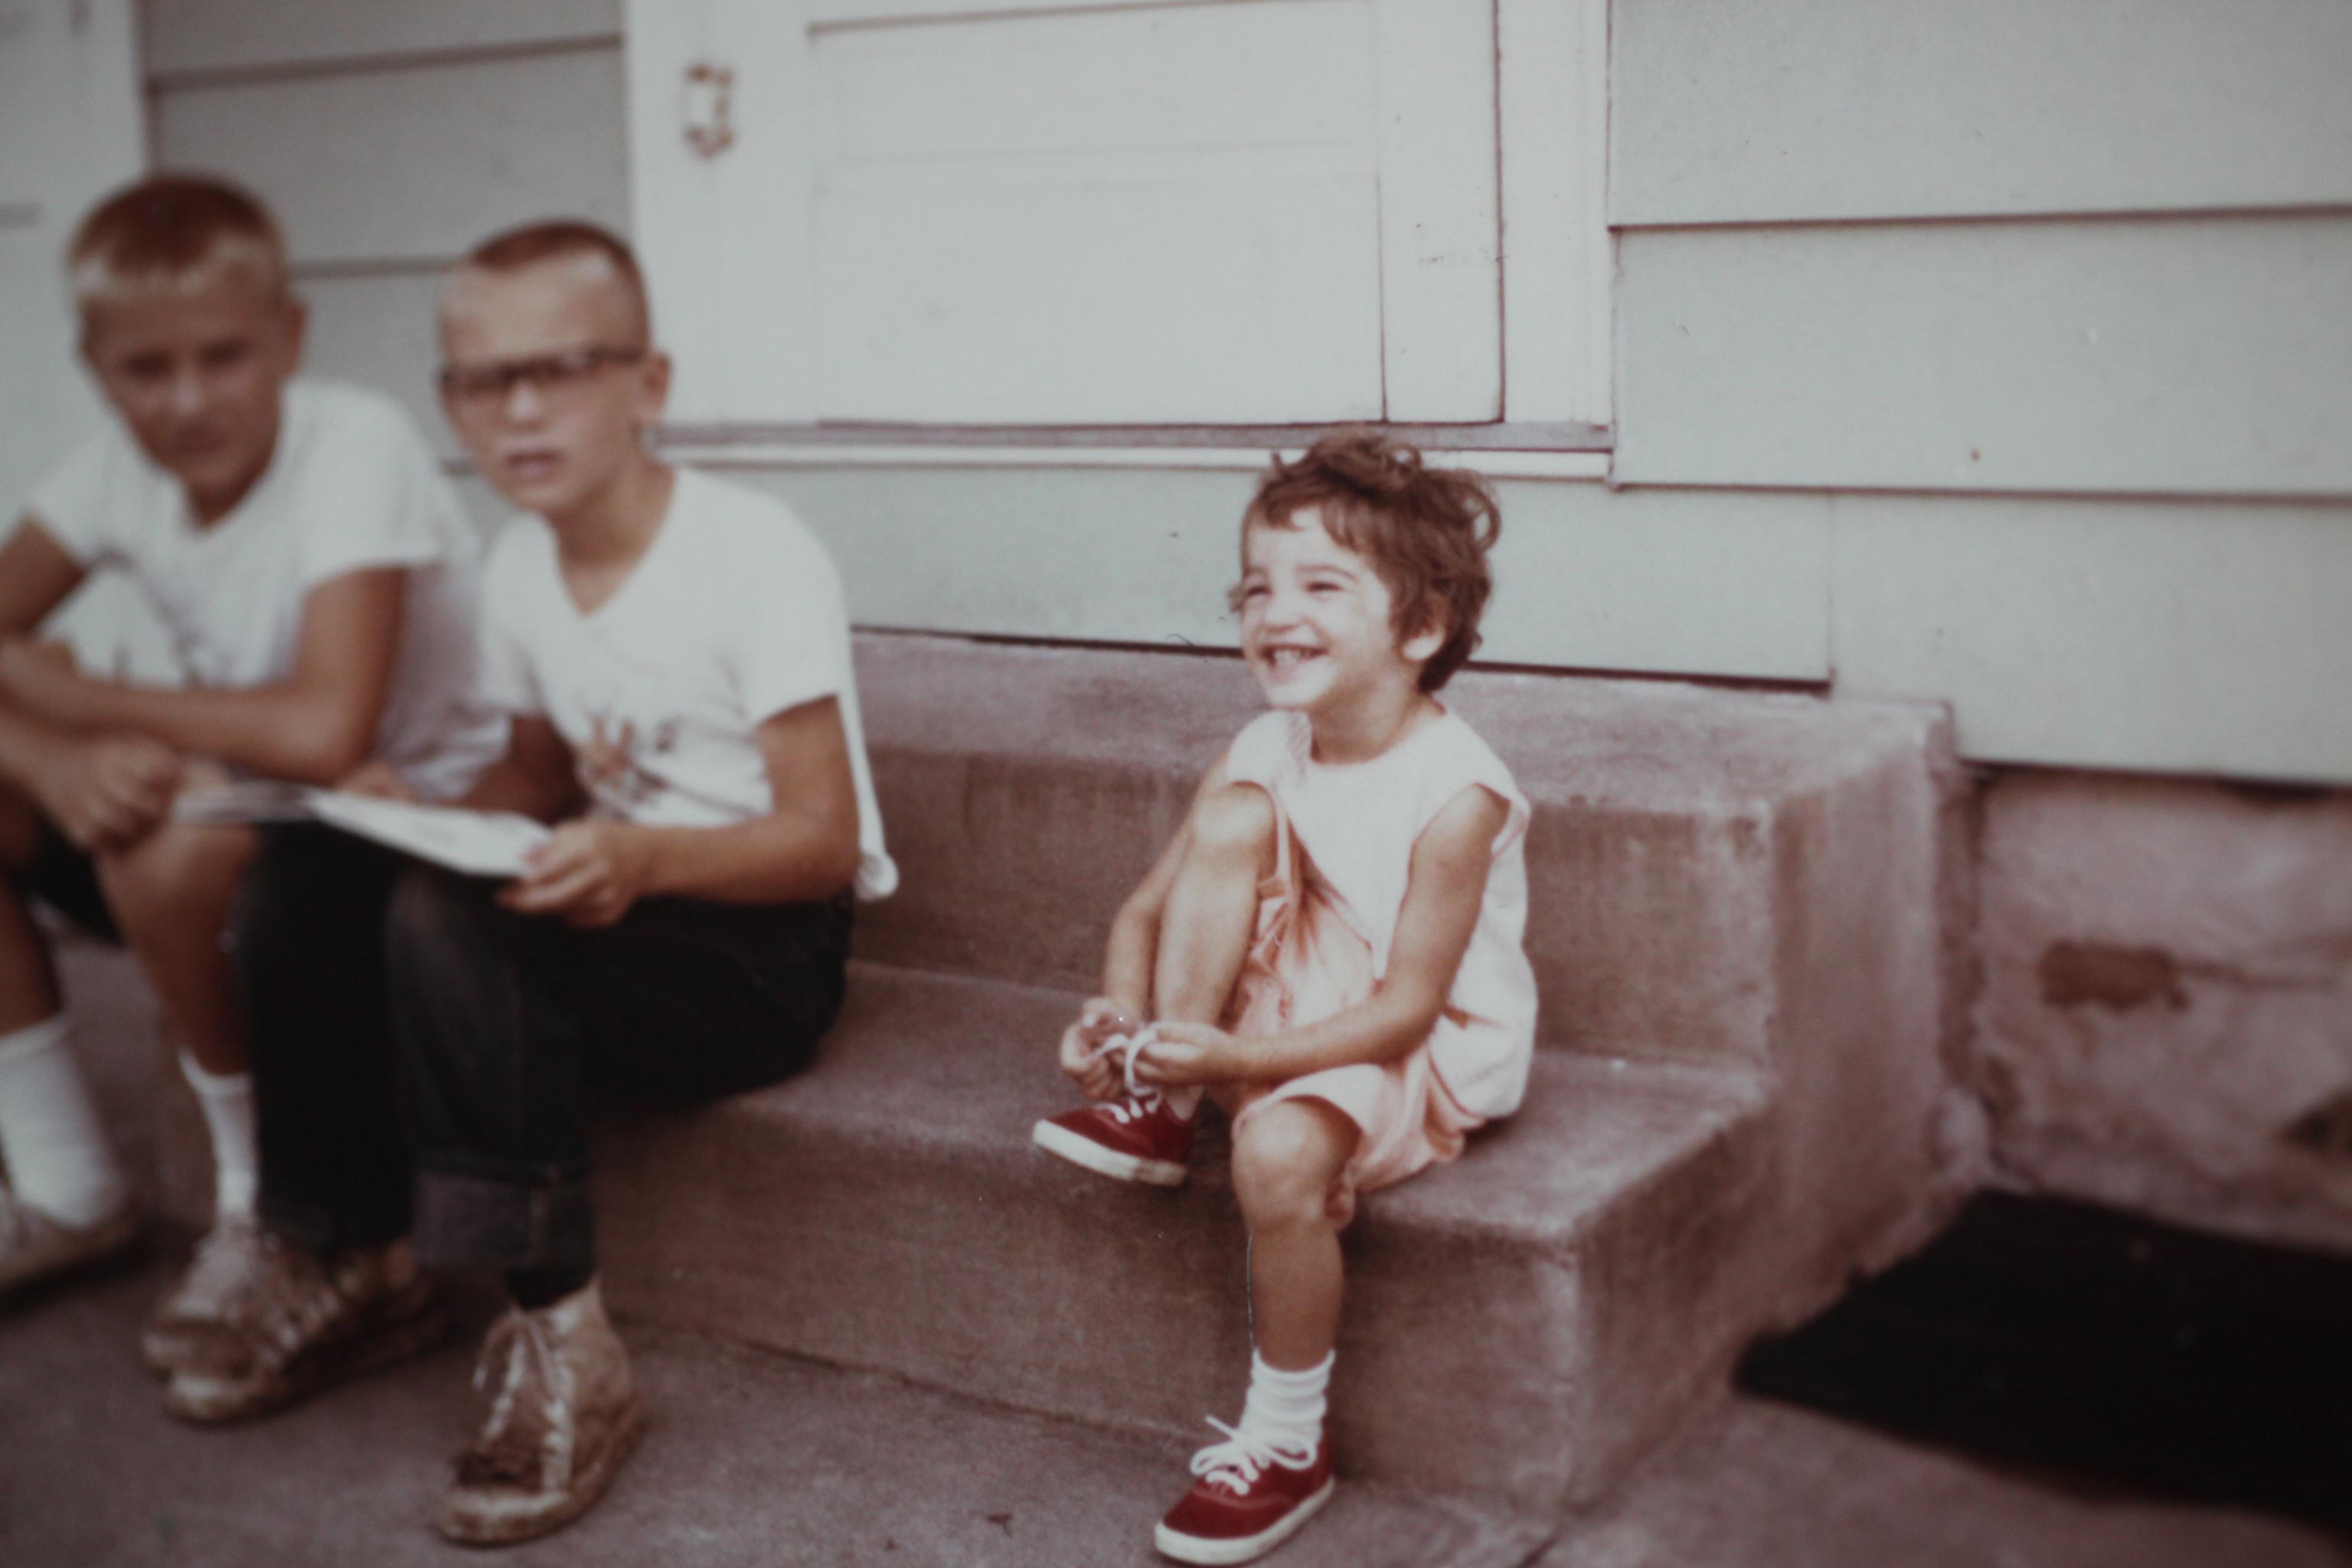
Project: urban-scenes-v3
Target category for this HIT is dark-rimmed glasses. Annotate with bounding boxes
[435,345,647,414]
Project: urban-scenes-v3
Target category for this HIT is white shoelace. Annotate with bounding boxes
[1081,1030,1162,1120]
[1187,1418,1318,1495]
[473,1306,577,1486]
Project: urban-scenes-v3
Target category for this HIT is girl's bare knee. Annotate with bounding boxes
[1233,1102,1352,1229]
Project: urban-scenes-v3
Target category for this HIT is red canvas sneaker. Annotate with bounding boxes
[1032,1087,1195,1186]
[1154,1423,1334,1565]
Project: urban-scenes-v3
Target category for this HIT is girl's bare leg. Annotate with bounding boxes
[1231,1097,1357,1369]
[1151,784,1277,1026]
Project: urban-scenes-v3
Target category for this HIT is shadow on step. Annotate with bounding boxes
[1736,1191,2352,1534]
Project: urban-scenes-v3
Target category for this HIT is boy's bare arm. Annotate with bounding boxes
[0,518,182,847]
[0,519,87,639]
[1136,785,1506,1087]
[501,697,860,927]
[0,565,406,786]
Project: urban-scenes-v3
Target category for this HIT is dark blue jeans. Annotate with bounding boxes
[237,825,850,1280]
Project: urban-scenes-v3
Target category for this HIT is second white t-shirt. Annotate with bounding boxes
[475,466,897,903]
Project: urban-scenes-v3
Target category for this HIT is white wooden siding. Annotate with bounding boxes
[152,48,628,266]
[693,465,1832,681]
[142,0,619,78]
[1614,0,2352,225]
[1614,217,2352,498]
[296,270,456,456]
[1832,493,2352,782]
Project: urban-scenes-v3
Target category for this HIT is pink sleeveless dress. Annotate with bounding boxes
[1218,709,1536,1226]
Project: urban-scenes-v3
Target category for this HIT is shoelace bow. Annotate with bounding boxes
[1082,1030,1163,1122]
[1188,1419,1318,1495]
[464,1307,577,1487]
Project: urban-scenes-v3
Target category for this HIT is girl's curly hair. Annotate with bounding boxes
[1241,432,1501,692]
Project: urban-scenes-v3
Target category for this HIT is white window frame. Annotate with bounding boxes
[625,0,1610,454]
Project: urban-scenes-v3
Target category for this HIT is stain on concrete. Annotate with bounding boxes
[2282,1089,2352,1160]
[2037,942,2188,1011]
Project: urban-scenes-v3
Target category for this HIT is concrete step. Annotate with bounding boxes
[0,1263,1550,1568]
[851,634,1960,1073]
[593,961,1781,1513]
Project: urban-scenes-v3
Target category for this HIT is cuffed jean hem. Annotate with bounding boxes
[412,1165,593,1277]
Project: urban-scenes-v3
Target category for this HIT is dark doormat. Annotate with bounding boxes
[1736,1191,2352,1533]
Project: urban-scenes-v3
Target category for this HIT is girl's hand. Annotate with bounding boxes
[1131,1021,1244,1088]
[1058,998,1142,1100]
[501,818,649,927]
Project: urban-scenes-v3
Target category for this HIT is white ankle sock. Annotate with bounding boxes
[1236,1349,1333,1455]
[178,1053,258,1220]
[0,1016,129,1227]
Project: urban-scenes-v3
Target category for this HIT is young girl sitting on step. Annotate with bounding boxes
[1033,433,1537,1565]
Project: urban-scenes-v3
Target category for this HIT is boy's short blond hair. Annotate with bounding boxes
[67,173,290,322]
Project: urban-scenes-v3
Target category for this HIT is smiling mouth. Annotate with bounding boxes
[1259,646,1324,669]
[501,450,562,479]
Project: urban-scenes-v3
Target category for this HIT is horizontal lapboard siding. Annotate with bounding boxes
[151,48,628,266]
[1614,0,2352,225]
[1832,492,2352,782]
[1614,215,2352,498]
[714,466,1832,682]
[295,271,455,457]
[142,0,620,78]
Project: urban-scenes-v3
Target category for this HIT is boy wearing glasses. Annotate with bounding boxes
[185,220,894,1546]
[0,176,494,1323]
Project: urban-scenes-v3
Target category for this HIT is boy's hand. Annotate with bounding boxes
[34,733,184,851]
[1058,998,1142,1100]
[335,760,418,802]
[1131,1021,1243,1089]
[501,818,650,928]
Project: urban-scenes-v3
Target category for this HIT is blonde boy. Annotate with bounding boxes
[0,177,494,1334]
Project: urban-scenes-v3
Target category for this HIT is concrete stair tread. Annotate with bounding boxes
[669,960,1770,1252]
[0,1263,1551,1568]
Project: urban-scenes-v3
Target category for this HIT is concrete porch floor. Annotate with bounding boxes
[4,1259,2343,1568]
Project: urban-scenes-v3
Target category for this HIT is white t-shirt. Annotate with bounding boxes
[476,466,897,903]
[1223,708,1538,1120]
[28,379,501,799]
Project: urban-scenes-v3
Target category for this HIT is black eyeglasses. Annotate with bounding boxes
[435,345,648,410]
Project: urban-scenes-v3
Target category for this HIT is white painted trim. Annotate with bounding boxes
[1498,0,1612,426]
[649,439,1611,479]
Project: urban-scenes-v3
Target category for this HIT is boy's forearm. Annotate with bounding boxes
[621,811,859,906]
[12,672,369,785]
[0,700,71,799]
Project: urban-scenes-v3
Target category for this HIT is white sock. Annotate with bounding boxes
[1235,1349,1333,1456]
[0,1016,129,1227]
[178,1053,258,1220]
